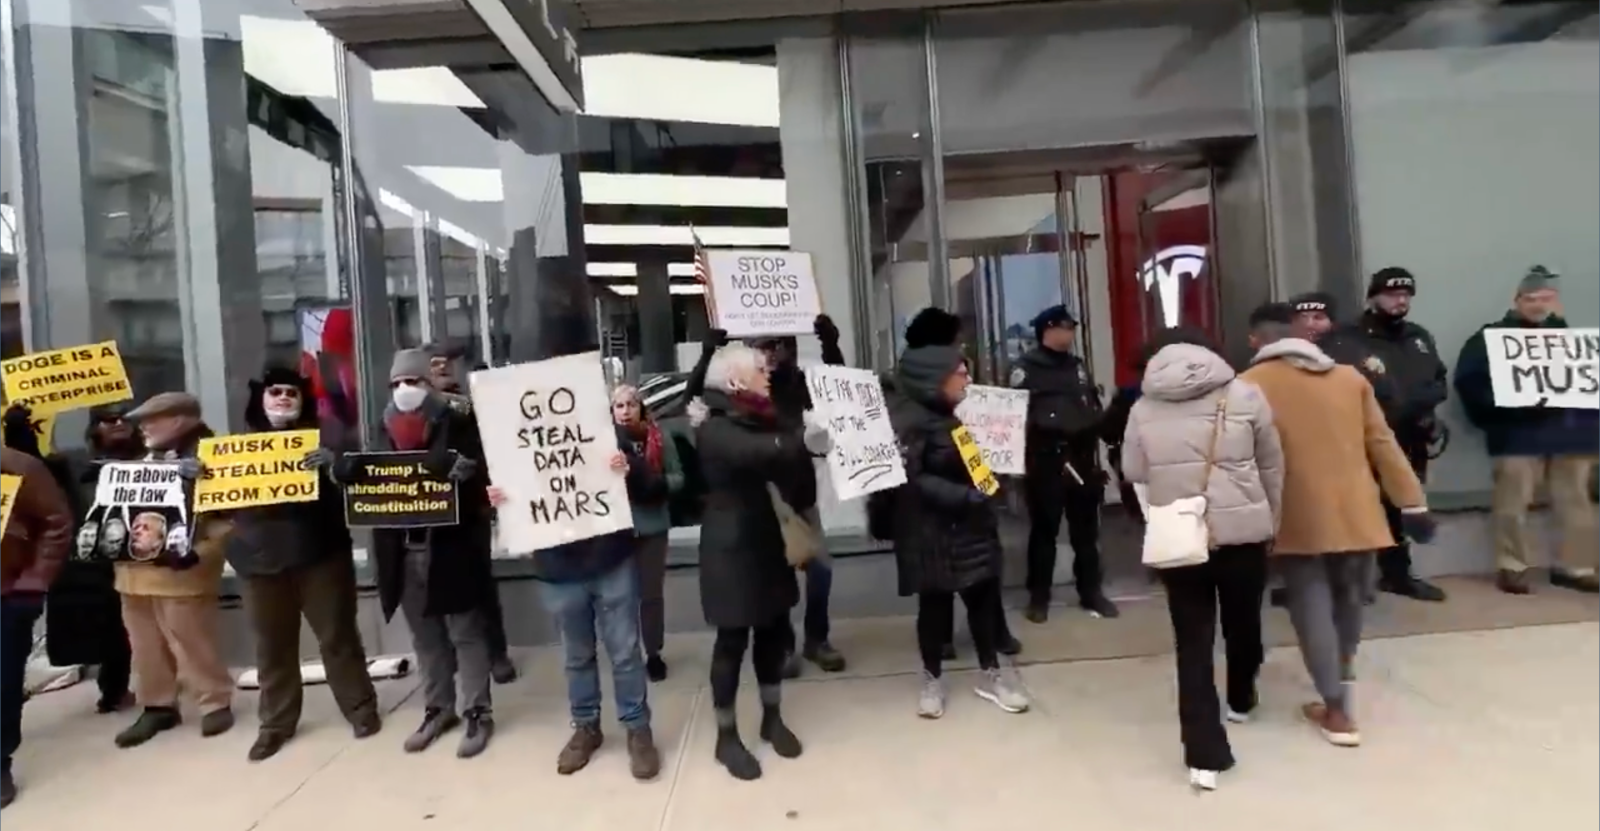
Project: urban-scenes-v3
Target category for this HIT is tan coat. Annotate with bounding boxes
[1240,338,1425,556]
[113,517,230,597]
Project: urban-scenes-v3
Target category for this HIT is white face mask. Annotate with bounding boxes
[263,396,301,427]
[392,385,428,412]
[265,407,300,427]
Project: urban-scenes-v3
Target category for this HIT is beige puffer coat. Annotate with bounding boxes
[1120,343,1284,547]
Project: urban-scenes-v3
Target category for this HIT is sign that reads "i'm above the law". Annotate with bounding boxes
[1485,327,1599,409]
[704,250,822,338]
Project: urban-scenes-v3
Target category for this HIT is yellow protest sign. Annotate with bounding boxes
[951,425,1000,497]
[193,430,320,513]
[0,474,20,535]
[1,341,133,417]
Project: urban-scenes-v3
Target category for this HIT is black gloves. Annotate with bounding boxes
[1399,509,1437,545]
[702,328,730,354]
[814,314,840,345]
[2,403,39,456]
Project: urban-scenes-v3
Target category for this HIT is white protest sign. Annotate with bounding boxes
[469,352,635,553]
[803,365,906,501]
[705,249,822,338]
[954,385,1030,475]
[1485,327,1599,409]
[94,462,188,508]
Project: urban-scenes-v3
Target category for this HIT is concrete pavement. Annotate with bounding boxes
[5,603,1597,831]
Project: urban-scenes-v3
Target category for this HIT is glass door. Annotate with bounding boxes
[1134,167,1222,341]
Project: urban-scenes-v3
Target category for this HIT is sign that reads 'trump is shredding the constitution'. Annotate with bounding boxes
[341,451,460,528]
[704,250,822,338]
[1485,327,1599,409]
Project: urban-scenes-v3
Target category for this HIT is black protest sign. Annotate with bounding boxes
[341,451,460,528]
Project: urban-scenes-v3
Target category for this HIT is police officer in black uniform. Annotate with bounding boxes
[1012,305,1118,621]
[1331,269,1449,602]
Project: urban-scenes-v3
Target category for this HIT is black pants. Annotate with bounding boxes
[481,580,510,662]
[1159,543,1268,772]
[919,579,1002,675]
[710,616,788,710]
[2,594,44,776]
[1378,436,1430,585]
[96,635,132,705]
[1024,458,1104,601]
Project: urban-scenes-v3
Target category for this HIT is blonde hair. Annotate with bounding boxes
[610,384,642,407]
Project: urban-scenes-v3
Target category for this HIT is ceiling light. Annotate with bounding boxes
[587,262,701,278]
[585,225,790,247]
[606,283,708,297]
[582,53,779,128]
[407,167,788,209]
[238,16,483,108]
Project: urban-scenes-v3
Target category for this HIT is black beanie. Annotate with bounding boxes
[1288,291,1336,317]
[1367,267,1416,298]
[904,307,962,349]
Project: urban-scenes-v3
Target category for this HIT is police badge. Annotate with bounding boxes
[1415,338,1429,354]
[1009,366,1027,387]
[1363,355,1386,375]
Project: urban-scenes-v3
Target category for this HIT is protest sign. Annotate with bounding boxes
[0,474,19,536]
[1,341,133,417]
[193,430,320,513]
[1485,327,1599,409]
[77,462,193,565]
[952,426,1000,497]
[954,385,1029,475]
[704,250,822,338]
[469,352,634,552]
[803,365,906,501]
[341,451,459,528]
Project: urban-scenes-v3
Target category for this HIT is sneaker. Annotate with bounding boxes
[456,709,494,759]
[1023,598,1049,624]
[974,667,1030,713]
[646,654,669,683]
[780,651,803,680]
[247,732,292,762]
[1188,768,1219,791]
[1497,569,1532,595]
[403,708,461,753]
[1379,575,1447,602]
[803,641,847,673]
[114,707,181,748]
[917,671,947,719]
[1551,571,1600,594]
[200,708,235,738]
[1224,708,1251,724]
[1080,593,1121,619]
[626,726,662,781]
[0,770,13,809]
[489,656,518,685]
[1302,702,1360,747]
[556,722,603,775]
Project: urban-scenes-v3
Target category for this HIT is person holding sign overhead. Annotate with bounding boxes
[883,344,1029,720]
[334,349,497,759]
[1454,267,1600,595]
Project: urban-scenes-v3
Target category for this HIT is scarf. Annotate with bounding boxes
[386,411,430,451]
[627,420,664,473]
[730,390,778,424]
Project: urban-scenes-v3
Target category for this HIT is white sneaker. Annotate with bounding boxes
[974,667,1030,713]
[917,671,946,719]
[1189,768,1218,791]
[1225,708,1251,724]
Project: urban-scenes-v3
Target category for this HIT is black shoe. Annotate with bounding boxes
[1,770,15,809]
[352,713,383,739]
[115,707,181,748]
[1023,599,1050,624]
[758,705,803,759]
[1497,569,1532,596]
[96,691,134,714]
[780,652,802,680]
[940,642,958,661]
[490,656,518,685]
[1269,586,1289,607]
[1080,593,1120,619]
[1551,571,1600,594]
[714,723,762,781]
[1380,575,1447,602]
[646,655,668,683]
[998,634,1024,657]
[247,732,292,762]
[200,708,235,738]
[802,641,847,673]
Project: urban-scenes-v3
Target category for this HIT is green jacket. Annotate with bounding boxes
[627,425,684,536]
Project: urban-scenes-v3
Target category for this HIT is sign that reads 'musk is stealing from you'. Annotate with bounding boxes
[341,451,459,528]
[193,430,320,513]
[470,352,633,553]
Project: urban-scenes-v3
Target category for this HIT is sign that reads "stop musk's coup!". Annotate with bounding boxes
[704,250,823,338]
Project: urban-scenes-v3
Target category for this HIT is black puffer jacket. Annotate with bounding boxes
[224,368,353,578]
[887,346,1002,596]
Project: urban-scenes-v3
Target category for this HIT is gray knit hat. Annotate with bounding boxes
[389,348,432,382]
[1517,265,1559,297]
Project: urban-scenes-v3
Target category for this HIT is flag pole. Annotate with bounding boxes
[690,225,718,325]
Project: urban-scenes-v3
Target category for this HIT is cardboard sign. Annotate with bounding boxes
[1485,327,1599,409]
[341,451,460,528]
[954,385,1029,475]
[0,474,19,536]
[193,430,321,513]
[952,425,1000,497]
[704,250,822,338]
[78,462,194,566]
[803,365,906,501]
[1,341,133,417]
[469,352,634,553]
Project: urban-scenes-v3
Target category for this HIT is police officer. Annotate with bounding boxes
[1012,305,1117,621]
[1289,292,1402,421]
[1332,269,1449,602]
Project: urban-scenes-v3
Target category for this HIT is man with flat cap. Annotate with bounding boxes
[1011,305,1117,621]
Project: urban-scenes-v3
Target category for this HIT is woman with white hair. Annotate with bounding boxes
[610,384,684,682]
[691,343,814,781]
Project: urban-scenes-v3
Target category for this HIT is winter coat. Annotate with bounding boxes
[1454,311,1599,458]
[693,389,809,628]
[618,421,684,537]
[113,425,232,598]
[1240,338,1425,556]
[1119,343,1283,547]
[364,400,494,621]
[1,447,73,595]
[530,425,666,584]
[887,346,1003,596]
[224,373,355,578]
[45,445,135,667]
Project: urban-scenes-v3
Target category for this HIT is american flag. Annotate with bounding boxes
[690,226,716,319]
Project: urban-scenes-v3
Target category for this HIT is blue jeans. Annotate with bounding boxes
[782,557,835,653]
[538,560,651,731]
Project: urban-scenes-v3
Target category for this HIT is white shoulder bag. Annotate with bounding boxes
[1141,395,1228,570]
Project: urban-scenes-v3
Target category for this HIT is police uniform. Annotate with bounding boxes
[1011,306,1115,619]
[1290,292,1403,423]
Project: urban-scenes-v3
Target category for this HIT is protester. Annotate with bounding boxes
[1,445,74,808]
[1118,328,1283,790]
[691,342,809,781]
[610,384,684,682]
[1013,304,1116,621]
[490,432,662,781]
[114,392,236,747]
[885,343,1029,719]
[227,368,381,762]
[335,349,496,758]
[1241,303,1435,748]
[1454,267,1599,594]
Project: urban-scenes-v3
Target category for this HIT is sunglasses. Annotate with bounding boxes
[390,377,425,389]
[264,385,301,398]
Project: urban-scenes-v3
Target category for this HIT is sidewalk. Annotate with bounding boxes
[6,580,1597,831]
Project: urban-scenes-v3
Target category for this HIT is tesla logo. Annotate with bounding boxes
[1138,245,1208,327]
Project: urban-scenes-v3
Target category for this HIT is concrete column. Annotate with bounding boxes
[635,258,674,375]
